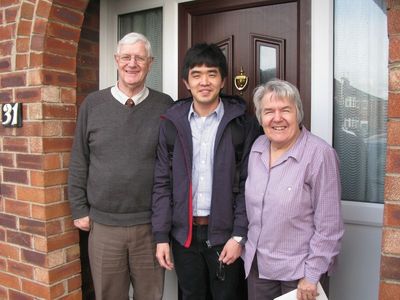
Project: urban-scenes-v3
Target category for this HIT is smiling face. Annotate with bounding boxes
[114,41,153,96]
[183,64,225,115]
[261,92,301,150]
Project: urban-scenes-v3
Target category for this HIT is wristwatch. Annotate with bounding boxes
[232,236,247,246]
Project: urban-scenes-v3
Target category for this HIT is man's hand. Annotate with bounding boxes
[73,216,90,231]
[297,277,318,300]
[218,238,242,265]
[156,243,174,270]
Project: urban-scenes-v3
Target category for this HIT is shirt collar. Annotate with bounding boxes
[188,98,224,122]
[111,83,149,106]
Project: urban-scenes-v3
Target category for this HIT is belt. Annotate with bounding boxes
[193,216,209,225]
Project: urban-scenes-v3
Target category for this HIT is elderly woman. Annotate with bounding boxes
[243,79,344,300]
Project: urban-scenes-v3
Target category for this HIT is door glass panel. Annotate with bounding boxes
[333,0,388,203]
[118,8,162,90]
[259,45,277,83]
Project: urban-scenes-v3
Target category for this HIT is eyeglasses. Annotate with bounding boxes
[118,54,149,65]
[216,251,226,281]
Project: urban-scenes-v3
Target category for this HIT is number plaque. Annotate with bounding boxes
[2,103,22,127]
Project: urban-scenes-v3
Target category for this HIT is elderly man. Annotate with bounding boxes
[68,32,173,300]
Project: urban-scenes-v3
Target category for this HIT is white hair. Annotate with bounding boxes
[116,32,153,57]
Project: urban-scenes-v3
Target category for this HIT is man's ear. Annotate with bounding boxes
[221,78,226,90]
[183,79,190,90]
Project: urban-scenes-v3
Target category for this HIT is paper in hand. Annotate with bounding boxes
[273,282,328,300]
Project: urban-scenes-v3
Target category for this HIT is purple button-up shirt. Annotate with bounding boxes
[243,127,344,284]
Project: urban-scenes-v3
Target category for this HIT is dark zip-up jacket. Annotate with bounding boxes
[152,95,261,247]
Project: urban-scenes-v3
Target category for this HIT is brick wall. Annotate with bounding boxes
[0,0,91,299]
[380,0,400,299]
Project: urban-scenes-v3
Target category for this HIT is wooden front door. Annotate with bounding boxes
[178,0,311,127]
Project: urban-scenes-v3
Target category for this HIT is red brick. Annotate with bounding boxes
[390,35,400,63]
[387,121,400,146]
[0,153,14,167]
[42,70,77,87]
[17,154,44,169]
[0,89,12,103]
[30,52,43,68]
[37,0,52,18]
[388,6,400,35]
[61,88,76,104]
[44,53,77,72]
[62,121,76,136]
[379,281,400,300]
[4,199,31,218]
[387,148,400,173]
[45,220,63,236]
[77,68,98,82]
[58,290,82,300]
[385,175,400,201]
[47,230,79,252]
[381,255,400,280]
[0,229,5,241]
[22,279,65,299]
[31,170,68,187]
[31,34,45,51]
[43,137,73,152]
[47,22,81,42]
[21,249,46,267]
[0,24,15,40]
[16,37,30,52]
[0,184,16,199]
[48,260,81,283]
[43,103,76,120]
[8,290,34,300]
[67,275,81,292]
[382,228,400,255]
[53,0,88,11]
[0,285,6,300]
[43,154,62,170]
[50,6,85,27]
[0,57,11,71]
[16,87,42,103]
[17,186,61,204]
[7,230,32,248]
[3,168,28,184]
[20,2,35,19]
[7,260,34,279]
[33,18,48,36]
[17,122,45,137]
[0,271,20,290]
[45,36,78,57]
[1,72,26,88]
[5,6,18,23]
[0,242,19,260]
[66,244,80,262]
[17,19,32,36]
[388,92,400,118]
[389,67,400,91]
[0,41,13,56]
[3,137,29,152]
[32,202,71,221]
[20,218,46,236]
[0,213,17,229]
[16,53,29,70]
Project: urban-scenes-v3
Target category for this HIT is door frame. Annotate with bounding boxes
[178,0,311,128]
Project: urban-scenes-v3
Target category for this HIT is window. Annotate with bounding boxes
[118,8,162,91]
[333,0,388,203]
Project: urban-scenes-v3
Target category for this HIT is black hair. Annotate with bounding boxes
[181,43,228,81]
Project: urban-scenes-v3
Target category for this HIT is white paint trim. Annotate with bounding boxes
[311,0,334,145]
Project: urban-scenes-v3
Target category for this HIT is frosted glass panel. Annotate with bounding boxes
[333,0,387,203]
[119,8,162,91]
[259,45,277,83]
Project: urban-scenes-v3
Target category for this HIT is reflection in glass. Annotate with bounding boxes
[259,45,277,83]
[333,0,387,203]
[119,8,162,91]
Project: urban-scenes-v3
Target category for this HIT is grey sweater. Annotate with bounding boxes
[68,87,173,226]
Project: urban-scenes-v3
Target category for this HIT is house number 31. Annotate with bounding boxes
[2,103,22,127]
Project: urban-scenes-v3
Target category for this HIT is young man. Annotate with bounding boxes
[152,43,260,300]
[68,32,173,300]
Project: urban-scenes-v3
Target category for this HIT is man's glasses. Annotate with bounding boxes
[118,54,149,65]
[215,251,226,281]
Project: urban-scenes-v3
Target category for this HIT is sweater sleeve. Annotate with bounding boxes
[67,99,91,220]
[152,119,173,243]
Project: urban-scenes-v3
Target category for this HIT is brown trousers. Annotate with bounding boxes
[89,222,164,300]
